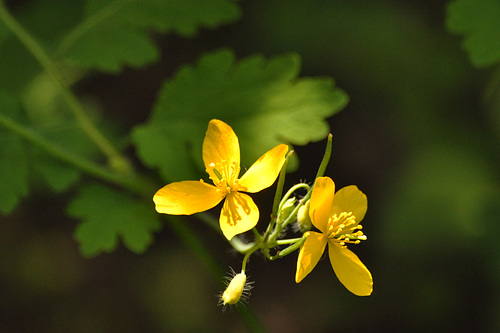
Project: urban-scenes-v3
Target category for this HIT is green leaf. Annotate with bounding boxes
[132,49,348,182]
[88,0,240,35]
[446,0,500,67]
[0,93,29,213]
[61,0,241,72]
[0,37,41,94]
[67,184,162,257]
[35,157,81,192]
[63,25,159,73]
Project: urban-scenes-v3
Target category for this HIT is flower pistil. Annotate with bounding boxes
[208,161,240,193]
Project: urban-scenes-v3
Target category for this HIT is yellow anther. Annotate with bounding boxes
[327,211,367,247]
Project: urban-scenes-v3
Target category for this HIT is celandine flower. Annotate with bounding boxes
[295,176,373,296]
[154,119,288,240]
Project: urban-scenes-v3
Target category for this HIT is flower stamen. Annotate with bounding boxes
[207,161,241,194]
[327,211,366,247]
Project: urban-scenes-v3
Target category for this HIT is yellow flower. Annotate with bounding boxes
[153,119,288,240]
[295,176,373,296]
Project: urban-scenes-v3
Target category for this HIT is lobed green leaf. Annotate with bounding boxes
[132,49,349,182]
[87,0,240,35]
[63,25,159,73]
[67,183,162,257]
[61,0,241,72]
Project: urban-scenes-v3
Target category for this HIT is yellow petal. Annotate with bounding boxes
[219,192,259,240]
[295,231,327,283]
[153,180,223,215]
[331,185,367,223]
[202,119,240,183]
[328,243,373,296]
[238,144,288,193]
[309,177,335,233]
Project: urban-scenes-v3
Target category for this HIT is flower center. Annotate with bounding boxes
[326,211,366,247]
[208,160,240,194]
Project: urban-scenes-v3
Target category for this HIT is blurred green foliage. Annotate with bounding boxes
[0,0,499,332]
[446,0,500,67]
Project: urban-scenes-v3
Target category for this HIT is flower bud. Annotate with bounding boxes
[221,271,247,305]
[276,197,296,225]
[296,200,312,232]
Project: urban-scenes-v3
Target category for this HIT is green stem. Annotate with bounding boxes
[315,133,333,179]
[0,2,128,172]
[241,246,256,272]
[271,150,293,219]
[0,111,153,196]
[269,236,306,260]
[279,183,310,210]
[251,227,262,242]
[263,150,293,242]
[276,237,303,245]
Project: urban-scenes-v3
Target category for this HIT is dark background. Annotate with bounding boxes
[1,0,499,332]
